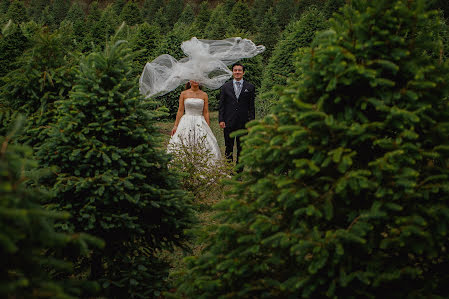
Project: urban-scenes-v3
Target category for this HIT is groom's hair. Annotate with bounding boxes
[232,63,245,71]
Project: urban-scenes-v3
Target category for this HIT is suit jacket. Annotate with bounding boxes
[218,80,255,129]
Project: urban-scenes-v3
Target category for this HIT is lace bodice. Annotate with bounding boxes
[184,98,204,116]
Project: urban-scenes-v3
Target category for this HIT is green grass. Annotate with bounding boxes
[154,110,230,289]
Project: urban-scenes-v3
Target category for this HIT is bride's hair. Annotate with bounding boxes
[185,82,202,90]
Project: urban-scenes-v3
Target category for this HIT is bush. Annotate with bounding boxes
[258,6,328,117]
[0,28,76,148]
[38,40,195,298]
[0,116,103,298]
[173,0,449,297]
[168,135,234,203]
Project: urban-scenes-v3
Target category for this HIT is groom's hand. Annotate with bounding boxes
[219,122,226,129]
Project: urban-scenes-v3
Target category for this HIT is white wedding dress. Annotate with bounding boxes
[167,98,221,162]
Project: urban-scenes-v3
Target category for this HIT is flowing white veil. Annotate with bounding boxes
[139,37,265,98]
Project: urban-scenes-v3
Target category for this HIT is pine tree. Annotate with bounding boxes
[174,0,449,297]
[38,40,195,298]
[192,1,210,37]
[274,0,297,30]
[229,1,253,33]
[112,0,127,16]
[223,0,236,15]
[0,21,30,76]
[256,7,280,59]
[99,4,120,39]
[152,7,167,30]
[141,0,163,24]
[64,1,86,47]
[0,28,76,148]
[39,5,55,28]
[6,0,28,24]
[178,3,195,26]
[251,0,273,30]
[258,6,327,116]
[51,0,71,26]
[323,0,346,18]
[0,0,10,15]
[120,0,142,26]
[131,22,160,77]
[27,0,47,22]
[0,116,103,298]
[204,4,231,40]
[82,1,104,52]
[165,0,184,28]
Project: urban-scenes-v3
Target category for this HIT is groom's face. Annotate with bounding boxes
[232,65,244,81]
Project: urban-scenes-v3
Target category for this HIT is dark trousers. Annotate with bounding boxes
[224,127,243,164]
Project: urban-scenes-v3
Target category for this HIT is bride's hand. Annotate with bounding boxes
[171,126,177,136]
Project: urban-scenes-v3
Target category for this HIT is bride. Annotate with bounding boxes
[139,37,265,162]
[167,80,221,161]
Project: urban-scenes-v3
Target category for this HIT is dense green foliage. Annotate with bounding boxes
[0,28,76,148]
[173,0,449,297]
[0,117,103,298]
[258,6,328,116]
[37,40,195,297]
[2,0,449,298]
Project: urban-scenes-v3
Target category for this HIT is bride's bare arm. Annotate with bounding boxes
[172,93,185,135]
[203,94,210,126]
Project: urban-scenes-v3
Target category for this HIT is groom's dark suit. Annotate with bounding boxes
[218,79,255,164]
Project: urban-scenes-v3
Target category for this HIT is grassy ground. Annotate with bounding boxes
[154,110,230,286]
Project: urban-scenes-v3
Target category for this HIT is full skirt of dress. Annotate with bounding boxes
[167,114,222,162]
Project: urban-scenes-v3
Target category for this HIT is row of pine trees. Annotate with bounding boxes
[2,0,449,298]
[0,0,348,117]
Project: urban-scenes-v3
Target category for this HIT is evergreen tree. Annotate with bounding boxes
[274,0,297,29]
[131,22,160,77]
[223,0,237,15]
[164,0,184,28]
[112,0,127,16]
[39,5,55,28]
[0,117,103,298]
[99,4,120,39]
[64,1,86,47]
[82,1,103,52]
[141,0,163,24]
[192,1,210,36]
[251,0,273,30]
[0,21,29,76]
[38,40,195,298]
[259,6,327,116]
[431,0,449,18]
[120,0,142,26]
[174,0,449,297]
[204,4,231,40]
[297,0,326,16]
[152,7,167,30]
[6,0,28,24]
[178,3,195,25]
[323,0,346,18]
[229,1,253,33]
[0,0,10,15]
[51,0,71,26]
[0,29,76,148]
[27,0,47,22]
[256,7,280,59]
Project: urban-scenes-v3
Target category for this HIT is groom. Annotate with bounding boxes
[218,63,256,165]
